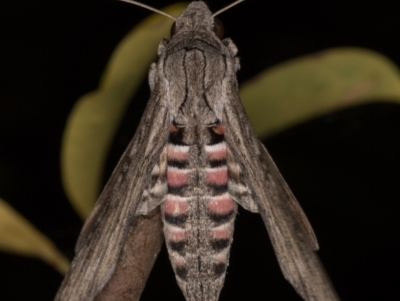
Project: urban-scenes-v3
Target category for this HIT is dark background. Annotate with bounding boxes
[1,0,400,300]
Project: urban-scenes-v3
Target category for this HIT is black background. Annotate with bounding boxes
[1,0,400,300]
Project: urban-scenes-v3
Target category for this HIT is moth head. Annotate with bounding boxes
[168,1,216,38]
[170,16,224,39]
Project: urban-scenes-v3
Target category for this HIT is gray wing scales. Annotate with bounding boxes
[226,147,259,213]
[55,94,170,301]
[135,145,168,215]
[224,93,340,301]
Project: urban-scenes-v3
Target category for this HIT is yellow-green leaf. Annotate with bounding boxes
[61,3,187,219]
[0,199,70,274]
[240,47,400,138]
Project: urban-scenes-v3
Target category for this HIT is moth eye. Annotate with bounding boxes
[170,22,176,37]
[213,17,224,39]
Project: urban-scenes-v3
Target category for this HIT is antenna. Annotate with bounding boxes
[119,0,246,20]
[212,0,246,17]
[119,0,176,21]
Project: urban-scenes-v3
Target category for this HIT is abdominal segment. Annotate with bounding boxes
[161,124,237,301]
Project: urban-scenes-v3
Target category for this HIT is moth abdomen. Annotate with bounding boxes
[167,167,189,188]
[163,196,190,223]
[206,167,228,186]
[213,262,227,277]
[206,193,236,223]
[164,212,189,225]
[210,238,230,251]
[175,265,189,280]
[209,158,227,168]
[168,240,187,253]
[168,159,189,169]
[161,118,237,301]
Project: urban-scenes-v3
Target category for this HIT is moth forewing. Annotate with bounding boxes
[55,1,340,301]
[55,75,170,301]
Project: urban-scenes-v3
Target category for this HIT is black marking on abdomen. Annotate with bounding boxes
[168,185,188,195]
[164,213,188,225]
[176,266,188,280]
[210,184,228,195]
[168,159,188,169]
[210,239,230,251]
[209,159,227,168]
[208,209,235,224]
[168,241,186,253]
[213,263,227,278]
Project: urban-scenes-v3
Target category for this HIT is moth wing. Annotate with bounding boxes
[224,95,340,301]
[55,94,170,301]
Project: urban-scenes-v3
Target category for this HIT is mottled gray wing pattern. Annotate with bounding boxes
[223,92,340,301]
[55,93,170,301]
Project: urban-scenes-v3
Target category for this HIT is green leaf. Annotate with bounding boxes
[0,198,70,274]
[240,47,400,138]
[61,3,187,219]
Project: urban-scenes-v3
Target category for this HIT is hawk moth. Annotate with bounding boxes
[55,1,340,300]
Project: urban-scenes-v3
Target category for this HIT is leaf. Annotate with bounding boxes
[0,198,70,274]
[61,3,187,219]
[240,47,400,138]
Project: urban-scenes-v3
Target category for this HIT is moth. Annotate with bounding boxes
[55,1,340,301]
